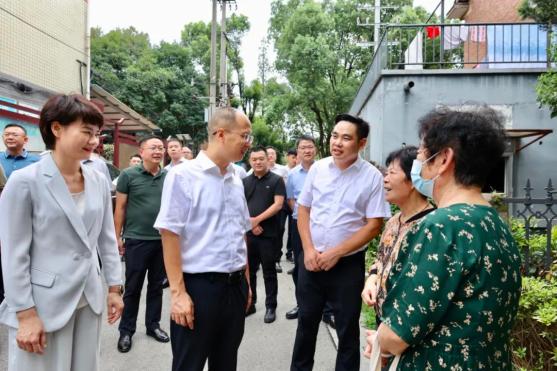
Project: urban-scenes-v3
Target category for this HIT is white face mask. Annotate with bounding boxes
[410,152,439,198]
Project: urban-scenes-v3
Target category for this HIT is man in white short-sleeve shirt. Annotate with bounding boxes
[291,114,390,371]
[154,107,253,371]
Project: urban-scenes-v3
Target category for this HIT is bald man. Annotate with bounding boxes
[155,108,253,371]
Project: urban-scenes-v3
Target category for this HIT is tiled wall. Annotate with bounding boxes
[0,0,88,94]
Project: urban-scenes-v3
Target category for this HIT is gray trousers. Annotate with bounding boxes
[8,304,101,371]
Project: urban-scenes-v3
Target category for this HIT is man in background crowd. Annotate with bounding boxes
[181,146,194,160]
[115,136,169,353]
[243,146,285,323]
[165,138,185,170]
[0,123,39,179]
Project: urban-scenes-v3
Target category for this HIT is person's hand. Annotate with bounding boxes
[363,329,376,359]
[117,238,125,256]
[106,291,124,324]
[245,285,253,312]
[16,308,47,354]
[171,291,195,330]
[250,217,260,230]
[304,248,321,272]
[316,249,341,271]
[252,225,263,236]
[361,275,378,306]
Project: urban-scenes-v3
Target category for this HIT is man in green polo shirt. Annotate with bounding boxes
[114,135,169,353]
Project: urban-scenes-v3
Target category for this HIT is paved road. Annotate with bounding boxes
[0,258,370,370]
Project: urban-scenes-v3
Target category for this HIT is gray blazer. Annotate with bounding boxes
[0,154,122,332]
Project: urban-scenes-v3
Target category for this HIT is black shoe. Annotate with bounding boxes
[276,262,283,273]
[246,304,256,317]
[264,308,276,323]
[117,333,132,353]
[146,327,170,343]
[286,255,294,263]
[162,277,169,289]
[322,315,336,329]
[287,267,294,275]
[285,306,298,320]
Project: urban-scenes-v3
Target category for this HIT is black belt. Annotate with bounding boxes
[185,269,245,285]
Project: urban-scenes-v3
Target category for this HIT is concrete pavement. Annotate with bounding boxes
[0,259,370,370]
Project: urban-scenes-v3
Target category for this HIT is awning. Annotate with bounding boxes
[91,84,159,133]
[505,129,553,153]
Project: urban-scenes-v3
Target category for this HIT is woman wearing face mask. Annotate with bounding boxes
[0,94,123,370]
[365,107,521,370]
[361,146,434,325]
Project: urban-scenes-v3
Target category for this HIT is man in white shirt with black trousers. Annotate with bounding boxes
[291,114,389,371]
[154,107,253,371]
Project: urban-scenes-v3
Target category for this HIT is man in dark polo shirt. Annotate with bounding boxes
[114,135,169,353]
[243,146,285,323]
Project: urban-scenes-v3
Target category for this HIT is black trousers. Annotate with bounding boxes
[291,251,365,371]
[119,238,165,336]
[247,235,278,309]
[275,209,289,262]
[171,272,248,371]
[291,219,334,318]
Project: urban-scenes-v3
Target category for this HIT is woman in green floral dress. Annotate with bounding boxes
[368,107,522,370]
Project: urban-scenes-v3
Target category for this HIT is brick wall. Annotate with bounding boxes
[0,0,88,94]
[463,0,526,23]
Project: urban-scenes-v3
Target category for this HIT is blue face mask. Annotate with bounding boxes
[410,152,439,198]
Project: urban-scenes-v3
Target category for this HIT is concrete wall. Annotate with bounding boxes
[356,69,557,198]
[0,0,88,94]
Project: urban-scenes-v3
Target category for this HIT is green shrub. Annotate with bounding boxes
[512,275,557,370]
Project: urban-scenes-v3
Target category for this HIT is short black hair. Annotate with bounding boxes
[287,148,297,156]
[334,113,370,140]
[167,137,182,147]
[385,146,419,181]
[3,123,27,135]
[265,146,277,154]
[39,94,104,150]
[295,135,316,149]
[249,146,268,157]
[418,106,506,188]
[130,154,141,160]
[138,135,163,147]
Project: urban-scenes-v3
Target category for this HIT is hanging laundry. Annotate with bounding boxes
[425,26,440,39]
[405,31,423,70]
[469,25,487,42]
[444,25,469,50]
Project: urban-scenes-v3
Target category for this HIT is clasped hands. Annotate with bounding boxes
[303,247,341,272]
[251,217,263,236]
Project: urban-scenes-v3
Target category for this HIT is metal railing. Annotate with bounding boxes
[383,22,552,70]
[503,179,556,275]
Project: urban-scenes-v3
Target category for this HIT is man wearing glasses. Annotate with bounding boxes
[155,108,253,371]
[0,123,39,179]
[114,135,169,353]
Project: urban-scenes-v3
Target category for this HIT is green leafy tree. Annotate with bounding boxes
[91,28,207,145]
[519,0,557,117]
[267,0,418,156]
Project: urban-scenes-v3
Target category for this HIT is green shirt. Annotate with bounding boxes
[117,164,166,240]
[383,204,521,371]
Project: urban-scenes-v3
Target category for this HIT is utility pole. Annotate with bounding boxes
[209,0,218,121]
[219,0,228,106]
[440,0,445,64]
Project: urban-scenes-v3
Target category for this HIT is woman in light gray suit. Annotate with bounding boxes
[0,94,124,370]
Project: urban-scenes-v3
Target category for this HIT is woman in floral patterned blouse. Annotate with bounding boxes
[366,107,522,370]
[361,146,434,323]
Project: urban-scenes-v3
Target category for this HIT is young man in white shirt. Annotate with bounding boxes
[155,108,253,371]
[165,138,185,170]
[291,114,389,371]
